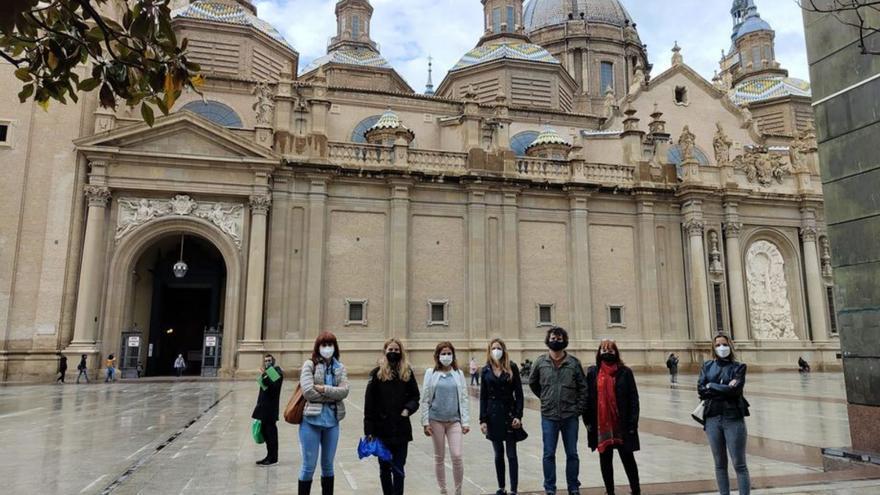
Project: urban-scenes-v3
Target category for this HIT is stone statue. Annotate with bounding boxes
[739,103,754,129]
[713,123,732,167]
[252,82,275,126]
[629,62,646,95]
[678,125,696,162]
[733,147,791,186]
[746,240,798,340]
[603,86,617,119]
[709,231,724,275]
[821,237,833,278]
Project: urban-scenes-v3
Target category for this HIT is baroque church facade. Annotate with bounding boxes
[0,0,841,379]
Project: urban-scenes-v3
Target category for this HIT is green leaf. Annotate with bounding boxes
[14,67,32,82]
[17,83,34,102]
[140,102,155,127]
[78,78,101,91]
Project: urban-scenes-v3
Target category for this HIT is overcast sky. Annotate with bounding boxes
[254,0,810,91]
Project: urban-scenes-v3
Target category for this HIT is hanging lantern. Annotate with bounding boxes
[173,234,188,278]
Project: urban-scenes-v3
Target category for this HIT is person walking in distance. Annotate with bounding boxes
[699,334,751,495]
[585,340,641,495]
[421,342,470,495]
[364,338,420,495]
[480,338,525,495]
[298,332,350,495]
[528,326,589,495]
[56,355,68,384]
[253,354,284,466]
[470,357,480,387]
[666,353,679,385]
[76,354,90,383]
[174,354,186,377]
[104,354,116,382]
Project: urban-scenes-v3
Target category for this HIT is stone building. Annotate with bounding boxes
[0,0,840,380]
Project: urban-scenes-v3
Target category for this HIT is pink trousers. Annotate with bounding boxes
[430,420,464,495]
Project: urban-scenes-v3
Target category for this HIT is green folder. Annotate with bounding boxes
[252,419,264,444]
[265,366,281,383]
[257,374,267,391]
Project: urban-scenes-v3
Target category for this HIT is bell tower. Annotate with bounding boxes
[329,0,377,52]
[480,0,528,43]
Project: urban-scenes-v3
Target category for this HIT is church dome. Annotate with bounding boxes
[451,42,559,71]
[523,0,635,32]
[730,76,811,105]
[172,0,294,51]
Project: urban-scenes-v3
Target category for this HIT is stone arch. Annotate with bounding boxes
[101,216,244,374]
[741,228,806,341]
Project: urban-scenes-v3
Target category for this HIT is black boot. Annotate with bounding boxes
[298,479,312,495]
[321,476,334,495]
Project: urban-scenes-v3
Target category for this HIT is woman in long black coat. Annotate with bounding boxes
[584,339,641,495]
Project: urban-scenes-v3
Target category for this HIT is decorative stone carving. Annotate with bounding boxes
[671,41,683,66]
[723,221,743,238]
[678,125,696,162]
[821,237,833,278]
[603,87,617,120]
[84,185,111,208]
[629,62,646,95]
[746,240,797,340]
[739,104,753,129]
[682,218,704,236]
[252,82,275,126]
[709,231,724,275]
[733,146,791,186]
[713,123,732,167]
[789,125,816,173]
[249,194,272,215]
[116,194,245,247]
[800,225,818,242]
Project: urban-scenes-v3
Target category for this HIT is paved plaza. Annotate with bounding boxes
[1,371,878,494]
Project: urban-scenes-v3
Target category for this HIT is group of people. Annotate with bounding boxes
[252,328,752,495]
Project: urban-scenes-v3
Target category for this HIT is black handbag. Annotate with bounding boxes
[508,414,528,442]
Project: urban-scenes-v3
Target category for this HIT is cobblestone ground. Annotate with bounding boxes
[1,371,878,494]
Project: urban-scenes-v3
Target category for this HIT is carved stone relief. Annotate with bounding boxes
[708,231,724,276]
[746,240,797,340]
[733,146,791,186]
[116,194,244,247]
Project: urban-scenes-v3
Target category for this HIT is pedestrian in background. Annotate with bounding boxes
[174,354,186,377]
[299,332,350,495]
[699,334,751,495]
[76,354,89,383]
[253,353,284,466]
[666,353,679,385]
[421,341,470,495]
[480,338,525,495]
[56,355,68,384]
[104,354,116,382]
[364,338,420,495]
[585,340,641,495]
[528,326,588,495]
[469,357,480,386]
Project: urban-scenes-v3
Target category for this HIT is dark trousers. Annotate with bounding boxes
[76,369,89,383]
[492,439,519,492]
[378,442,408,495]
[56,371,66,383]
[541,416,580,493]
[599,446,641,495]
[262,420,279,461]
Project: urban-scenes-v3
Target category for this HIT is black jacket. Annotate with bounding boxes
[584,364,640,452]
[698,359,750,421]
[251,366,284,422]
[363,366,420,446]
[479,363,524,442]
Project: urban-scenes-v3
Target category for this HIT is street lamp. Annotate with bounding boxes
[173,234,188,278]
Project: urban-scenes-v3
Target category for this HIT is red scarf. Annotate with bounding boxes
[597,362,623,453]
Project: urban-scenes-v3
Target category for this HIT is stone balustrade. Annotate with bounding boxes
[408,149,469,173]
[327,142,393,168]
[515,157,571,182]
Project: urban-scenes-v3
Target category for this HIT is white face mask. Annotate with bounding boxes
[715,345,731,359]
[439,354,454,367]
[491,349,504,361]
[320,346,335,360]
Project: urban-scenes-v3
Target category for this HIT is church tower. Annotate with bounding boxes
[329,0,378,52]
[480,0,528,42]
[720,0,786,85]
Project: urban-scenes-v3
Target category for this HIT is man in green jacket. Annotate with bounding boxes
[529,326,589,495]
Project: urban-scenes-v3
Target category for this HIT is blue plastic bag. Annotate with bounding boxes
[357,437,392,462]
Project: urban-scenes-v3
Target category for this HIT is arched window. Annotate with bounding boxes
[351,115,381,143]
[667,144,710,178]
[180,100,243,128]
[510,130,540,156]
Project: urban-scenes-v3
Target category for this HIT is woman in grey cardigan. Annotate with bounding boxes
[299,331,350,495]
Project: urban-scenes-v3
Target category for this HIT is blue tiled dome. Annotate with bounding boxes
[172,0,294,51]
[733,5,772,39]
[524,0,635,31]
[451,43,559,71]
[730,76,811,105]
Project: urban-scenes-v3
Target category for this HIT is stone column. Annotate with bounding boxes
[723,204,749,340]
[801,210,830,342]
[569,190,593,341]
[70,184,112,345]
[683,203,712,341]
[637,200,661,340]
[501,191,521,339]
[303,179,328,338]
[388,180,411,338]
[242,194,271,344]
[467,186,488,341]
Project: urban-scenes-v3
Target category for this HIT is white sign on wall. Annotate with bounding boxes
[127,336,140,347]
[205,336,218,347]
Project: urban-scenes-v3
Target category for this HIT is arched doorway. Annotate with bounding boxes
[129,234,227,376]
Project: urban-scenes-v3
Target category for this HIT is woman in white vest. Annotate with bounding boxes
[421,341,470,495]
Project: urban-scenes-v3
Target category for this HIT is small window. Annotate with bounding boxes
[537,304,554,326]
[674,86,689,105]
[0,121,12,147]
[826,287,838,334]
[506,6,515,31]
[600,62,615,94]
[352,15,361,38]
[492,8,502,33]
[345,298,368,326]
[428,299,449,326]
[607,305,625,327]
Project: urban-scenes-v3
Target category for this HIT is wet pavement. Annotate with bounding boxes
[0,371,878,494]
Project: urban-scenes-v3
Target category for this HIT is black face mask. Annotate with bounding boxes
[600,352,618,363]
[386,352,402,364]
[548,340,567,352]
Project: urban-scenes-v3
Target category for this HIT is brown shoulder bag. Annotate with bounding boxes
[284,383,306,424]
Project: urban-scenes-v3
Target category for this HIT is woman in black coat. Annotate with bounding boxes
[364,338,420,495]
[584,339,641,495]
[479,338,525,495]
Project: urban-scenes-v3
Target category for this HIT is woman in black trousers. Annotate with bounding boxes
[585,339,641,495]
[364,338,420,495]
[479,338,525,495]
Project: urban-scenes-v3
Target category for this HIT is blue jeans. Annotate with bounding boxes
[541,416,580,494]
[705,415,750,495]
[298,421,340,481]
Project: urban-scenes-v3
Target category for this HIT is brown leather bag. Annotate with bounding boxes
[284,383,306,424]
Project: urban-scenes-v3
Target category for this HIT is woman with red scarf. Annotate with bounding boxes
[584,339,641,495]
